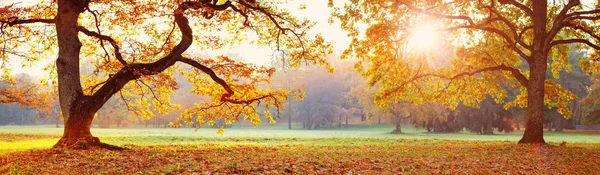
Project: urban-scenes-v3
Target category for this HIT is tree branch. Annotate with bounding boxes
[399,1,475,25]
[178,56,234,99]
[497,0,533,18]
[77,26,127,65]
[446,25,531,62]
[546,0,580,46]
[550,39,600,50]
[484,5,532,50]
[382,65,529,97]
[400,1,531,61]
[0,18,55,26]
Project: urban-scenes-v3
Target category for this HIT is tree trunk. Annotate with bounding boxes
[394,115,401,133]
[519,62,547,144]
[377,116,381,125]
[556,114,563,132]
[54,109,99,149]
[53,0,101,148]
[515,113,521,131]
[56,114,60,128]
[288,97,292,129]
[519,0,547,144]
[345,115,349,128]
[484,113,494,134]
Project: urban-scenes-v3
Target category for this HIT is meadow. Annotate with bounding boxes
[1,125,600,174]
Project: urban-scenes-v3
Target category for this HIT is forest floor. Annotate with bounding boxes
[1,125,600,174]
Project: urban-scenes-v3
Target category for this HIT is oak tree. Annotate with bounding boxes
[335,0,600,143]
[1,0,332,148]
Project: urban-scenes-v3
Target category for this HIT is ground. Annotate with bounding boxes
[1,125,600,174]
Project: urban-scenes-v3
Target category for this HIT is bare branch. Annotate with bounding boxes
[446,25,531,62]
[484,5,532,50]
[77,26,127,65]
[550,39,600,50]
[546,0,581,46]
[497,0,533,18]
[0,18,54,26]
[566,9,600,18]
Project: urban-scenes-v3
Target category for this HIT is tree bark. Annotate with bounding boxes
[393,115,402,133]
[484,113,494,134]
[519,0,547,144]
[53,0,100,148]
[54,108,99,148]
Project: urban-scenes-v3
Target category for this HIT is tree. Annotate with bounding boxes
[1,73,51,110]
[335,0,600,143]
[293,66,346,130]
[1,0,332,148]
[580,75,600,125]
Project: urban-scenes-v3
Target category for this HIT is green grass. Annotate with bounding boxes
[1,124,600,154]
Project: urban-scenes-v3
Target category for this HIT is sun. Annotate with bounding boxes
[407,23,439,52]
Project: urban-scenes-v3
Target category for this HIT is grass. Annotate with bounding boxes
[1,124,600,173]
[1,124,600,154]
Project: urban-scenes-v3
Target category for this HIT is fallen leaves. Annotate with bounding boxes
[1,139,600,174]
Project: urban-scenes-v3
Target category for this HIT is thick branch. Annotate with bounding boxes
[178,57,234,97]
[484,5,531,50]
[566,9,600,18]
[400,2,531,61]
[497,0,533,17]
[77,26,127,65]
[0,18,55,26]
[546,0,580,46]
[550,39,600,50]
[86,2,196,112]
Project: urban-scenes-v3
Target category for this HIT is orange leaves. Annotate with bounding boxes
[0,75,52,113]
[4,139,600,174]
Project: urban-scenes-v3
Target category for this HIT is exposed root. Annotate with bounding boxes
[53,136,125,150]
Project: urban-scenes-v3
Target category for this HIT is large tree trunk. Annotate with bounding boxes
[53,0,99,148]
[519,57,547,144]
[54,109,99,148]
[519,1,547,144]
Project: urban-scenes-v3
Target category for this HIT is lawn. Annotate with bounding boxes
[1,125,600,174]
